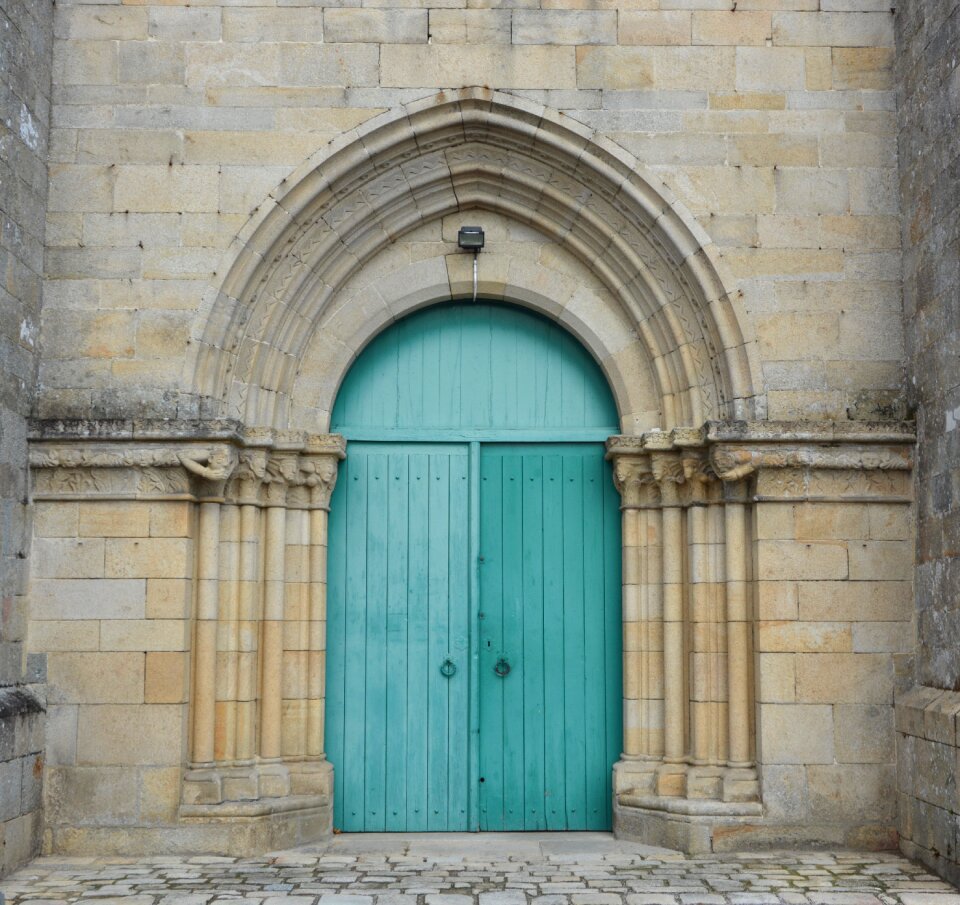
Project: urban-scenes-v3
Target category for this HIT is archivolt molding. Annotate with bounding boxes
[189,87,764,433]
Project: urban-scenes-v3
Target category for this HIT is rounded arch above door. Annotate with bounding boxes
[331,301,620,440]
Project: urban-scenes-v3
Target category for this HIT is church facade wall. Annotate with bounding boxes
[0,0,53,876]
[0,0,936,868]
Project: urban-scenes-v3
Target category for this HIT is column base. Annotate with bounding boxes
[614,794,763,854]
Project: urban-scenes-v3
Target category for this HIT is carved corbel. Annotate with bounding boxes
[709,446,760,482]
[179,446,239,499]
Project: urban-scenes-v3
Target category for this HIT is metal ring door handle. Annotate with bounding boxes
[440,658,457,678]
[494,656,511,677]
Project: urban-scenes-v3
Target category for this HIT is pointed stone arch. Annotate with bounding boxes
[189,87,763,433]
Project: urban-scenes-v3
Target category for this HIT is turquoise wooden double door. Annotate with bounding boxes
[325,303,623,832]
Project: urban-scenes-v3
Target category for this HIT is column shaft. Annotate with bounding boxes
[725,499,752,767]
[192,500,221,766]
[260,502,286,762]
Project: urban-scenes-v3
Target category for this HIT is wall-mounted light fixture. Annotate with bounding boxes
[457,226,485,301]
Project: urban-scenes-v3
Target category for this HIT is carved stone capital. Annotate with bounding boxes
[650,451,685,506]
[300,454,341,510]
[609,454,652,509]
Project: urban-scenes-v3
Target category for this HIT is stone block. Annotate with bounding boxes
[100,619,187,653]
[852,622,911,653]
[807,763,896,822]
[798,580,910,622]
[32,538,105,579]
[78,501,150,539]
[618,11,691,45]
[145,652,188,704]
[758,621,852,653]
[736,46,806,89]
[834,703,894,763]
[48,165,114,213]
[428,10,512,44]
[760,703,835,764]
[280,43,380,87]
[730,133,819,166]
[795,502,871,541]
[772,11,894,46]
[53,40,117,86]
[34,503,79,538]
[513,10,617,43]
[146,579,192,619]
[140,766,181,824]
[48,652,144,705]
[147,8,221,41]
[693,11,771,44]
[56,7,148,41]
[114,166,219,214]
[758,653,796,702]
[324,9,426,43]
[775,167,850,214]
[383,45,577,90]
[46,765,140,826]
[795,653,891,703]
[832,47,893,88]
[76,704,184,766]
[105,538,192,579]
[848,540,912,581]
[756,581,799,620]
[29,620,99,652]
[118,42,185,85]
[223,9,325,43]
[756,541,848,581]
[867,503,912,540]
[31,578,146,621]
[759,764,810,821]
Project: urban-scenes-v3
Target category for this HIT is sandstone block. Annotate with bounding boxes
[56,7,147,41]
[807,763,896,822]
[848,540,912,581]
[280,43,380,87]
[146,579,192,620]
[114,166,220,214]
[46,765,140,825]
[34,503,79,538]
[324,9,426,44]
[758,621,852,653]
[758,653,796,702]
[772,11,894,46]
[757,581,799,620]
[619,11,691,45]
[185,43,280,89]
[223,9,325,43]
[760,703,835,764]
[736,47,806,89]
[832,47,893,88]
[693,11,771,44]
[48,165,114,213]
[100,620,188,652]
[513,10,617,43]
[76,704,184,766]
[834,703,894,763]
[852,621,911,653]
[78,502,150,539]
[148,8,221,42]
[140,766,181,825]
[105,538,192,580]
[798,580,910,622]
[775,167,850,214]
[118,42,185,86]
[53,40,117,86]
[33,538,105,580]
[428,10,512,44]
[796,653,892,703]
[794,502,870,540]
[29,620,99,653]
[145,652,188,704]
[31,578,145,621]
[384,45,577,89]
[756,541,848,581]
[730,134,819,166]
[48,652,144,705]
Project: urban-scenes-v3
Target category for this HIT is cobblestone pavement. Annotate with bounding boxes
[2,834,959,905]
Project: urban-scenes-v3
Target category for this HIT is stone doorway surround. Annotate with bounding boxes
[28,416,913,855]
[26,89,916,857]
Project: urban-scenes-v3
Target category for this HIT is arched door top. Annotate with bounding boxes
[331,301,619,441]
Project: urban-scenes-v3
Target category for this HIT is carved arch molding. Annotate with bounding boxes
[28,88,916,854]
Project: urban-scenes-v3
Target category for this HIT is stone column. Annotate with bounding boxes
[650,449,687,797]
[179,446,238,806]
[259,453,298,797]
[216,503,241,763]
[295,440,343,795]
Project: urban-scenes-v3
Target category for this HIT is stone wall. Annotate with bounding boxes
[895,0,960,884]
[0,0,53,877]
[42,1,903,425]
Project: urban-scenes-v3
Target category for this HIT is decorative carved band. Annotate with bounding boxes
[29,421,347,506]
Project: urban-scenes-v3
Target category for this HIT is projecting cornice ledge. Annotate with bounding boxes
[606,420,915,502]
